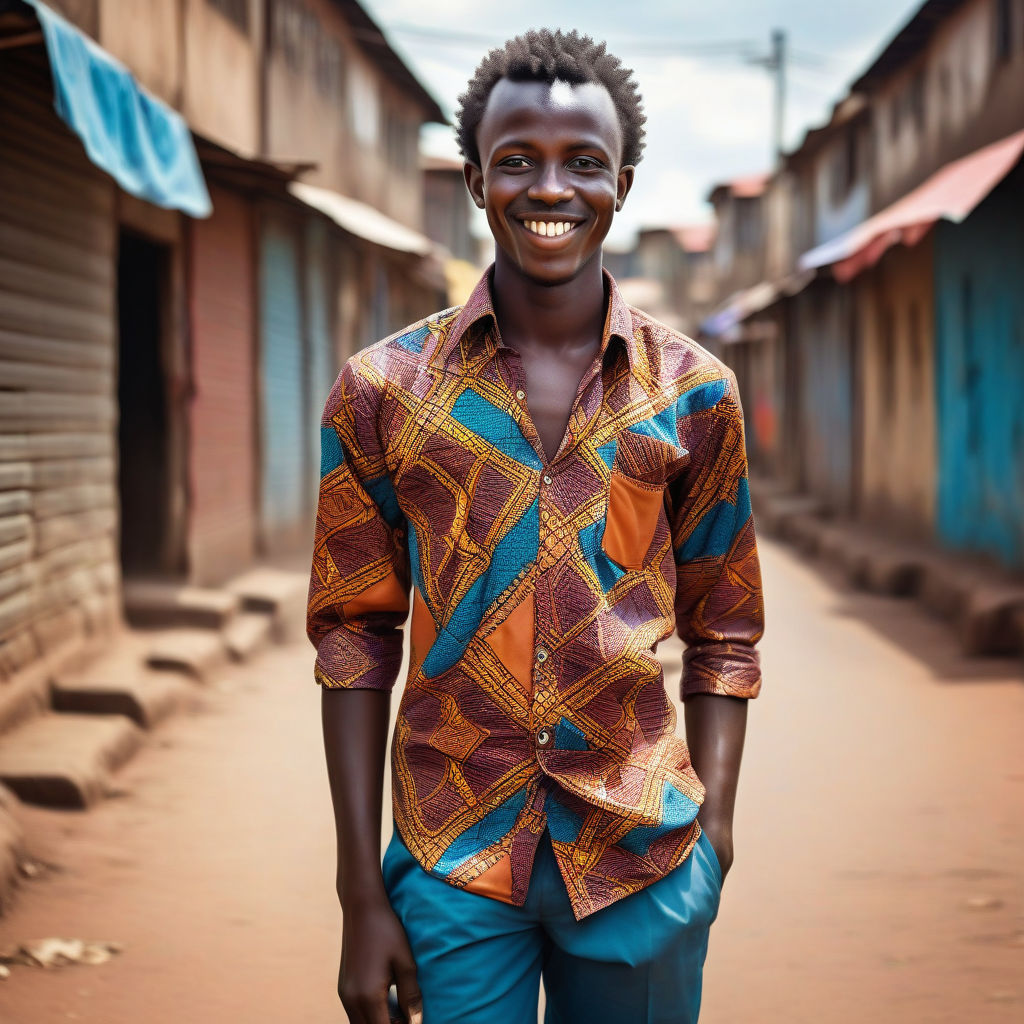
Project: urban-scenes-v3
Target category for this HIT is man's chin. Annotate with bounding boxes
[498,249,597,288]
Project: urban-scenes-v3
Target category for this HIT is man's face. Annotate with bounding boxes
[466,78,635,285]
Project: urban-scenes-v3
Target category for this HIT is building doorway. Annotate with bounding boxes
[117,230,171,578]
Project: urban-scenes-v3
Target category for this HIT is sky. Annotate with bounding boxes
[363,0,925,247]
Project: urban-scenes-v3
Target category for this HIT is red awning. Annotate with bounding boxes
[799,128,1024,282]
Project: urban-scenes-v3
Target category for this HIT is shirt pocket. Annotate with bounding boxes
[602,471,667,570]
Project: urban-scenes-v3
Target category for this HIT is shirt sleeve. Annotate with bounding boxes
[668,369,764,700]
[306,358,410,691]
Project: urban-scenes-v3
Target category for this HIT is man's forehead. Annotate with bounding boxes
[481,77,620,138]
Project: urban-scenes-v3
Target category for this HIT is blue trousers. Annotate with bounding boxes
[382,826,723,1024]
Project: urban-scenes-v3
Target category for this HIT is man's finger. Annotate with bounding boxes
[395,963,423,1024]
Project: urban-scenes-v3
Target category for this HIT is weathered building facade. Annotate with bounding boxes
[0,0,445,702]
[702,0,1024,571]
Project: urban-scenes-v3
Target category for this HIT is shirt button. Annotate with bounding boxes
[536,727,553,748]
[515,389,526,401]
[542,474,552,486]
[536,647,549,664]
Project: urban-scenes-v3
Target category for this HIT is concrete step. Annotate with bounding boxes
[223,611,273,663]
[0,713,142,808]
[959,583,1024,657]
[52,658,192,729]
[145,628,228,683]
[918,556,987,622]
[124,579,240,630]
[225,568,308,642]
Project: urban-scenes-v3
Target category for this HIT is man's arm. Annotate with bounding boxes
[670,369,765,880]
[322,690,421,1024]
[308,364,421,1024]
[683,694,747,877]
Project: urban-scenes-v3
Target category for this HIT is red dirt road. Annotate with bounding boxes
[0,539,1021,1023]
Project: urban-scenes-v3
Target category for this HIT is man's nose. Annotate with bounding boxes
[527,163,574,204]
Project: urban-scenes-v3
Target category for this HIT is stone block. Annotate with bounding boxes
[124,580,239,630]
[0,713,142,808]
[52,668,191,730]
[145,629,228,683]
[225,568,308,642]
[223,611,273,663]
[959,584,1024,657]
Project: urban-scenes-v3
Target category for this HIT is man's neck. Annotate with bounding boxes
[490,252,607,353]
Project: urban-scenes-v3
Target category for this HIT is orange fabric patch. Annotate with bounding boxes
[343,569,409,618]
[484,592,534,696]
[602,472,665,570]
[409,588,437,673]
[463,853,514,903]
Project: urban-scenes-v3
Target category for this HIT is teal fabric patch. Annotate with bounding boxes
[320,425,344,478]
[675,477,751,562]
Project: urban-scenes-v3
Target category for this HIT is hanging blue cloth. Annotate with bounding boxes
[25,0,211,217]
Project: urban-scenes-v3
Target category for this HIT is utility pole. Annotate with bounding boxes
[748,28,787,167]
[771,29,786,166]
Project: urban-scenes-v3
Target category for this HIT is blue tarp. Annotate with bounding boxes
[26,0,211,217]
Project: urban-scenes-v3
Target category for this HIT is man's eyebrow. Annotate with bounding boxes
[490,136,614,154]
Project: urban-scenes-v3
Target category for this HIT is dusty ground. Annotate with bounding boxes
[0,538,1021,1023]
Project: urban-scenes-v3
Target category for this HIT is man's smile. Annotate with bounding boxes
[514,215,584,241]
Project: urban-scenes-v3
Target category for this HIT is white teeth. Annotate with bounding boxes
[524,220,574,236]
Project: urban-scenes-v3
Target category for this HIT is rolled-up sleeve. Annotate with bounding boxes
[669,369,764,700]
[307,359,409,691]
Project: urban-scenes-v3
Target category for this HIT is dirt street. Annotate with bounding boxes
[0,539,1021,1023]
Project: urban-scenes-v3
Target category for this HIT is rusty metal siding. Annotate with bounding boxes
[858,239,937,539]
[187,184,258,585]
[0,50,119,678]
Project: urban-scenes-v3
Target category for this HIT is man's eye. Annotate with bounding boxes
[500,157,530,168]
[569,157,602,170]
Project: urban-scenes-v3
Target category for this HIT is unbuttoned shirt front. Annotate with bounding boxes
[307,267,764,920]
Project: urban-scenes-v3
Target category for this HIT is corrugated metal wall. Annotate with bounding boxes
[0,50,119,679]
[257,208,309,553]
[187,184,257,585]
[934,169,1024,569]
[858,238,937,538]
[792,281,857,514]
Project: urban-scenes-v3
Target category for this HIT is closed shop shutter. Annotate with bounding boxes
[258,208,309,553]
[188,184,257,584]
[0,49,119,675]
[304,218,335,507]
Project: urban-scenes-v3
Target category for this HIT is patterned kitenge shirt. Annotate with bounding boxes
[307,267,764,920]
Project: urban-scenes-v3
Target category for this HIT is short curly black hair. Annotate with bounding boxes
[455,29,646,168]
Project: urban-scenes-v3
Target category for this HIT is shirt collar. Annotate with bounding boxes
[437,263,637,368]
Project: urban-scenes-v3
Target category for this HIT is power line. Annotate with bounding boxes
[387,23,758,56]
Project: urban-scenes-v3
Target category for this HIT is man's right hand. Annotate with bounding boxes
[339,896,422,1024]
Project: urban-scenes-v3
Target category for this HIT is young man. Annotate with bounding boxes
[308,29,764,1024]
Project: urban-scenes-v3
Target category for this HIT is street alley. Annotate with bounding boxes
[0,537,1020,1024]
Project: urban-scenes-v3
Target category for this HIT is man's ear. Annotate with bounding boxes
[464,162,485,209]
[615,165,636,212]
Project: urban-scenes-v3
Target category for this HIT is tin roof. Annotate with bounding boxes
[799,128,1024,281]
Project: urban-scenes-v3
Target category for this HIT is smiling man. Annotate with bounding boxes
[308,29,764,1024]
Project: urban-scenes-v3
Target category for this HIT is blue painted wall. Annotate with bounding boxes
[934,167,1024,569]
[258,211,309,550]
